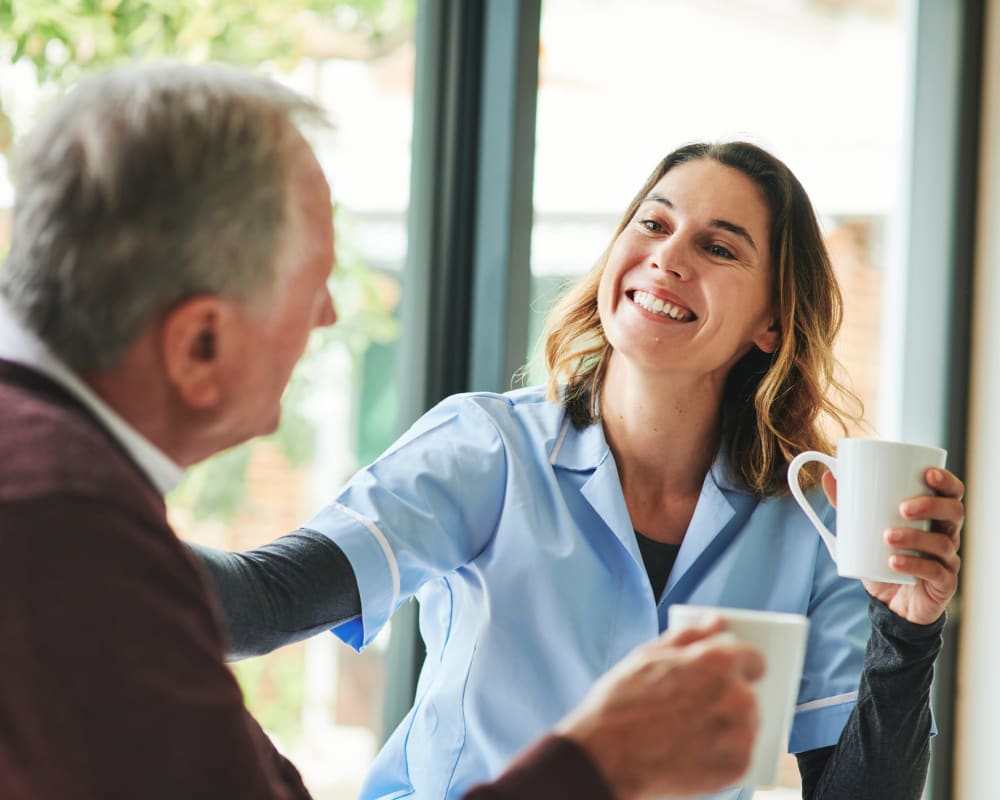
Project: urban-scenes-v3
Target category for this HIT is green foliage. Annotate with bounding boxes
[0,0,416,150]
[231,652,307,747]
[168,440,253,521]
[4,0,416,83]
[326,210,401,360]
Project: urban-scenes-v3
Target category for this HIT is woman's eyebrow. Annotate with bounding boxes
[643,193,758,254]
[711,218,758,254]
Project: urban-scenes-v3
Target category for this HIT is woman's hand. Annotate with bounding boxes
[822,467,964,625]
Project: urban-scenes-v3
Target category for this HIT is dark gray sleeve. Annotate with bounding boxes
[796,596,944,799]
[189,528,362,660]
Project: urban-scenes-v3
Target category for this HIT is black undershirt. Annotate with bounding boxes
[633,530,680,601]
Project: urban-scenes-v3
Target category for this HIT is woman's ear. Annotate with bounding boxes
[159,297,229,409]
[754,318,781,355]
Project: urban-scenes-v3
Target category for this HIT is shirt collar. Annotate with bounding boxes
[0,295,185,494]
[549,404,749,498]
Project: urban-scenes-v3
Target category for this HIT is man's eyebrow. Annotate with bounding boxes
[642,193,759,254]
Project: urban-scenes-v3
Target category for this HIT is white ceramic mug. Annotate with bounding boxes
[667,604,810,790]
[787,438,947,585]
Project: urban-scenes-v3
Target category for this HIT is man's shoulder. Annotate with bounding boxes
[0,363,158,509]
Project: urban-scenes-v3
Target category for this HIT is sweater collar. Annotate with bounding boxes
[0,295,184,494]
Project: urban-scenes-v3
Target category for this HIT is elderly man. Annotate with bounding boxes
[0,63,762,800]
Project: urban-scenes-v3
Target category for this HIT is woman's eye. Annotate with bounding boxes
[639,218,663,232]
[708,243,735,259]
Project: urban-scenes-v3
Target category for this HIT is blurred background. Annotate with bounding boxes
[3,0,997,798]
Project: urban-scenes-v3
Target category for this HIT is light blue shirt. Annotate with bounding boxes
[306,387,869,800]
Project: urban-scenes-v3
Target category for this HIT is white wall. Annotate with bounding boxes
[955,2,1000,796]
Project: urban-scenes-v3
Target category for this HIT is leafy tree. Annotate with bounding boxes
[1,0,415,82]
[0,0,415,154]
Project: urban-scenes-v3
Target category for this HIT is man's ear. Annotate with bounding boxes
[754,318,781,355]
[160,296,231,409]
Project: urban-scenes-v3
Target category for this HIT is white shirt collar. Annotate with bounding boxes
[0,295,184,494]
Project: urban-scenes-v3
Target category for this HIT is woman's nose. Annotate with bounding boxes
[650,238,691,280]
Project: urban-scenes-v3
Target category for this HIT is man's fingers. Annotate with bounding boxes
[733,644,766,682]
[685,634,766,684]
[664,616,728,647]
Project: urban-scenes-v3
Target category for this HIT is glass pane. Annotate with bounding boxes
[531,0,907,794]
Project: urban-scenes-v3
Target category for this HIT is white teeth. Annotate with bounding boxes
[632,290,692,321]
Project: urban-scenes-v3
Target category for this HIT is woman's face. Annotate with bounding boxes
[597,158,780,383]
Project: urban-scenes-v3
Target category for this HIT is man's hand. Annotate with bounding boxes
[556,619,764,799]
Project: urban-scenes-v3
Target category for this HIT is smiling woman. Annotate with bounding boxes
[190,139,963,800]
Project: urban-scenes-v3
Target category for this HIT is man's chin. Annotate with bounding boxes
[212,412,282,458]
[252,414,282,441]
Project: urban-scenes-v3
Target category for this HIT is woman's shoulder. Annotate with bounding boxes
[415,386,580,458]
[434,385,564,425]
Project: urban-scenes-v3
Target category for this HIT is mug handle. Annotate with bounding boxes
[787,451,838,564]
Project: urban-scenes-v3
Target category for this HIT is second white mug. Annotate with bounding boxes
[667,604,810,790]
[787,437,947,585]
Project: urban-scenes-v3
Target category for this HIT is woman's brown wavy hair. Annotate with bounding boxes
[541,141,862,496]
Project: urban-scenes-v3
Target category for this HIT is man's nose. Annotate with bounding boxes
[317,288,337,328]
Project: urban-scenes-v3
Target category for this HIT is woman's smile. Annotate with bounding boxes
[628,289,697,322]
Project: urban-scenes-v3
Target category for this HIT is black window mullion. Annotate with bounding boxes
[381,0,541,742]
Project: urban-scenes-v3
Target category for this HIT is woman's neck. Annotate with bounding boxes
[599,355,725,540]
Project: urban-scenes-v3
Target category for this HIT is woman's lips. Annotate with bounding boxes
[629,289,696,321]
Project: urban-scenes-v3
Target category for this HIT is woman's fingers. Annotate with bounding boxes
[888,551,960,593]
[925,467,965,501]
[885,528,961,566]
[899,468,965,539]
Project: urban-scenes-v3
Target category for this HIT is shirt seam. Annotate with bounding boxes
[330,501,401,612]
[795,691,859,713]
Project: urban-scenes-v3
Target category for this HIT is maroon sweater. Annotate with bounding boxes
[0,359,314,799]
[0,360,611,800]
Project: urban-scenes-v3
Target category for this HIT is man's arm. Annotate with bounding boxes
[463,736,613,800]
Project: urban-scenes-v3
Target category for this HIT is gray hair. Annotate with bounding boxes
[0,61,326,371]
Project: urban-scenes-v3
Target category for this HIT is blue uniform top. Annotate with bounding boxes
[305,387,870,800]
